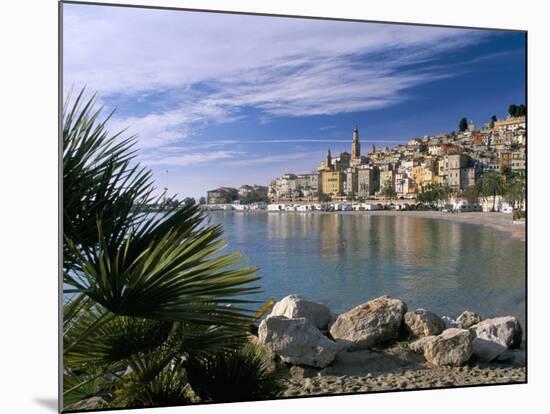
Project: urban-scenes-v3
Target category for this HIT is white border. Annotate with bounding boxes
[2,0,549,413]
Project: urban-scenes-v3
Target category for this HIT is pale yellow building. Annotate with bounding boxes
[321,171,345,196]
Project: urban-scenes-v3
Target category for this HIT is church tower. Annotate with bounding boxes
[351,126,361,159]
[326,148,333,170]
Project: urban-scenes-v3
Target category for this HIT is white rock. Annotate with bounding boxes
[456,310,482,328]
[409,335,437,353]
[269,295,333,330]
[404,309,445,337]
[471,316,523,361]
[423,328,473,367]
[442,316,464,330]
[329,296,407,350]
[258,315,343,368]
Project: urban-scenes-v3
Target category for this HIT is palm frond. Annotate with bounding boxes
[110,352,193,408]
[64,204,262,325]
[63,370,108,409]
[184,342,284,403]
[65,311,173,367]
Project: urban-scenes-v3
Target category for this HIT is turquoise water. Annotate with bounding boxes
[208,212,526,327]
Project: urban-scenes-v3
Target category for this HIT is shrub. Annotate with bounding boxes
[185,342,284,402]
[513,210,526,221]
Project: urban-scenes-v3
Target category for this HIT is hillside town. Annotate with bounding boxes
[205,106,526,213]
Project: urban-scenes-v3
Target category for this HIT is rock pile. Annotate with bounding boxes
[258,294,523,369]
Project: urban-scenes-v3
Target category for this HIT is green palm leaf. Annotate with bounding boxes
[63,89,267,409]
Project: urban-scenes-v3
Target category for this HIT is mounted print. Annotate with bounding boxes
[61,1,527,412]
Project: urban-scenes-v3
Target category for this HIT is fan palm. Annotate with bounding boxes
[62,89,279,410]
[482,170,505,211]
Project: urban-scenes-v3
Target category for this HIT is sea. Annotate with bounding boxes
[207,211,526,327]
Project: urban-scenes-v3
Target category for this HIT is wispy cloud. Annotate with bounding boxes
[140,150,240,166]
[220,151,322,167]
[64,5,490,151]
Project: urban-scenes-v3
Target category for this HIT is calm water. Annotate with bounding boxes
[208,212,526,327]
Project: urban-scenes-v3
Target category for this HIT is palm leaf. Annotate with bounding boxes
[64,204,262,325]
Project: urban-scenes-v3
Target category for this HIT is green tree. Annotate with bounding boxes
[504,175,526,210]
[481,170,505,211]
[490,115,498,128]
[199,196,206,205]
[382,179,396,200]
[417,183,446,204]
[501,165,513,180]
[63,90,281,410]
[319,192,332,202]
[460,184,481,204]
[508,104,518,117]
[181,197,193,205]
[459,117,468,132]
[241,191,269,205]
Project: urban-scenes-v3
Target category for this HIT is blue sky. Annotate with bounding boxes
[63,3,526,199]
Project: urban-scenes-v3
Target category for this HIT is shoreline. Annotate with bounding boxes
[325,211,526,242]
[212,209,526,242]
[278,342,526,397]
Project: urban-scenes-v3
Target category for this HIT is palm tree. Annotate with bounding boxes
[382,179,396,201]
[504,174,526,210]
[63,90,281,410]
[481,171,505,211]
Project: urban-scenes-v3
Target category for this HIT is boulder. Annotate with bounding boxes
[404,309,445,337]
[471,337,508,362]
[258,315,343,368]
[423,328,473,367]
[495,348,526,366]
[441,316,463,330]
[456,310,482,328]
[471,316,523,361]
[409,335,436,353]
[329,296,407,350]
[269,295,333,330]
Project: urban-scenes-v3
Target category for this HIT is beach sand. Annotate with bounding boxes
[278,342,526,396]
[327,211,526,242]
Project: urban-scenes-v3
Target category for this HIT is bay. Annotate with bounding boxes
[208,211,526,327]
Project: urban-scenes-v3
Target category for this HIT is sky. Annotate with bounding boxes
[63,3,526,199]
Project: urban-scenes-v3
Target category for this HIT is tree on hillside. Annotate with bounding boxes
[490,115,498,128]
[508,104,527,117]
[459,117,468,132]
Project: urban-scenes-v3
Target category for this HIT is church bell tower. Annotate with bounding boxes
[351,126,361,159]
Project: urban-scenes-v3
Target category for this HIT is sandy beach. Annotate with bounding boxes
[278,341,526,396]
[322,211,526,242]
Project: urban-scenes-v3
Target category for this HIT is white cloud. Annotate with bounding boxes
[63,4,490,150]
[140,150,240,166]
[220,151,320,167]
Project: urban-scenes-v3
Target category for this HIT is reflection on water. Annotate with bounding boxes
[210,212,526,327]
